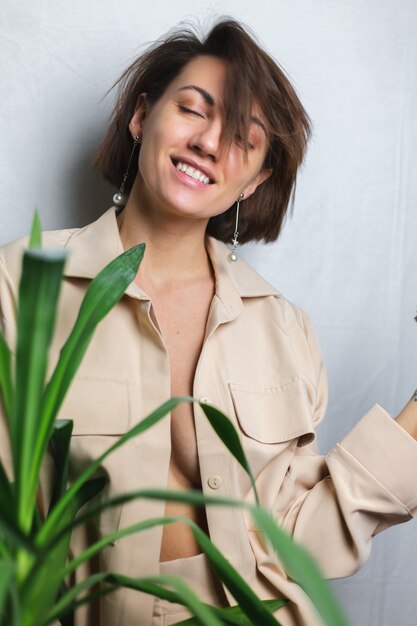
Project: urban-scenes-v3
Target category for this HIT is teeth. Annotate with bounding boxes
[175,161,210,184]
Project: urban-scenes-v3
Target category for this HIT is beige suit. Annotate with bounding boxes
[1,207,417,626]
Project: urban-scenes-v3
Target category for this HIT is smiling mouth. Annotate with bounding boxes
[172,159,214,184]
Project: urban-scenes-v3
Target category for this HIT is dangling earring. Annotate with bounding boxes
[227,193,244,263]
[112,134,140,208]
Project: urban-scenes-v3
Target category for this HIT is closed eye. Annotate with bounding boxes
[178,105,205,118]
[235,134,255,150]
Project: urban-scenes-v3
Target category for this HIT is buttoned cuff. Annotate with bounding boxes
[328,404,417,517]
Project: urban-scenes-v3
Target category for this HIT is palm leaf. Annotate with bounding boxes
[13,249,67,534]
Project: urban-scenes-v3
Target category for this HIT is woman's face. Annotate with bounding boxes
[129,55,271,224]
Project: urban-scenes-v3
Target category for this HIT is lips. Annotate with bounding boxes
[171,157,215,184]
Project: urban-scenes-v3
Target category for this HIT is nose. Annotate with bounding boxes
[189,118,222,160]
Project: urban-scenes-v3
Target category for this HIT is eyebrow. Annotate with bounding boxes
[177,85,215,106]
[177,85,267,136]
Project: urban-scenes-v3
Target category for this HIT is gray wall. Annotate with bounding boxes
[1,1,416,624]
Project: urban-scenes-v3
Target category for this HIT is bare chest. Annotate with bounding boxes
[151,281,214,560]
[149,281,214,483]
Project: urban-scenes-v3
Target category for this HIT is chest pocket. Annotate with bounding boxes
[229,379,315,447]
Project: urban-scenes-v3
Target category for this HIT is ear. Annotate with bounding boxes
[241,167,272,200]
[128,93,149,140]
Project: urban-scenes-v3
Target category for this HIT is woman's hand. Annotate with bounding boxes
[395,391,417,440]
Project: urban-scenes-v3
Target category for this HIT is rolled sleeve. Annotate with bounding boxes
[328,404,417,517]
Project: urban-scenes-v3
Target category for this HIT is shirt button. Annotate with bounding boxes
[207,475,222,490]
[199,397,210,404]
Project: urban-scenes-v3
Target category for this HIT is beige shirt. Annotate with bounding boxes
[1,207,417,626]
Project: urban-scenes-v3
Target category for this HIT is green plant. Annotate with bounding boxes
[0,217,349,626]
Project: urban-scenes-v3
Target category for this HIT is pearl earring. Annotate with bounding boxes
[113,134,140,208]
[227,193,244,263]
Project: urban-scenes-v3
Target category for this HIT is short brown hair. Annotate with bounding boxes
[93,18,311,243]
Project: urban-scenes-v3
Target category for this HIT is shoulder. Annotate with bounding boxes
[212,238,324,371]
[0,207,117,289]
[208,236,309,327]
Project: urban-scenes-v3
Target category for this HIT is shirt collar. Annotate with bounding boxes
[63,207,281,307]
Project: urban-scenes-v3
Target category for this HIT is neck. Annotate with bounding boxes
[117,195,213,289]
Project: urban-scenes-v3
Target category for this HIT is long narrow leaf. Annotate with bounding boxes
[8,583,22,626]
[0,464,16,558]
[0,560,14,618]
[250,507,349,626]
[0,463,12,510]
[0,333,12,421]
[28,211,42,249]
[53,583,74,626]
[14,249,66,533]
[0,540,10,560]
[48,420,74,512]
[199,402,259,504]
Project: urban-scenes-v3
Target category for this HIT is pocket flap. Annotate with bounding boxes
[229,379,315,446]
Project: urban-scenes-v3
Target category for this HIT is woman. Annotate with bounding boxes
[1,18,417,626]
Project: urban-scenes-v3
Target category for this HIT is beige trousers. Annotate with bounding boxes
[151,553,228,626]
